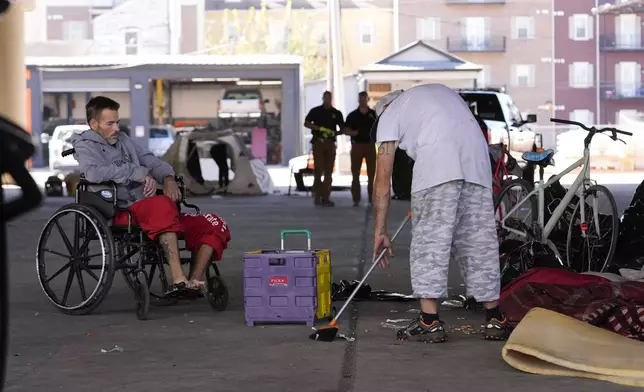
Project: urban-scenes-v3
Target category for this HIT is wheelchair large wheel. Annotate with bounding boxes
[36,204,116,315]
[206,264,228,311]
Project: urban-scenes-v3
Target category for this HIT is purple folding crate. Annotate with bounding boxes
[243,250,318,326]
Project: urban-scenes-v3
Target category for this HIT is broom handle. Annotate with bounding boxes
[333,212,411,321]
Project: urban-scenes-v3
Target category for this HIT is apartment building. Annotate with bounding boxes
[398,0,554,122]
[554,0,644,125]
[24,0,125,55]
[597,0,644,124]
[204,0,394,77]
[24,0,204,124]
[24,0,203,56]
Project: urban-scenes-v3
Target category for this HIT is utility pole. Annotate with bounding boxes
[330,0,344,117]
[594,0,601,124]
[329,0,347,175]
[326,0,333,92]
[393,0,399,52]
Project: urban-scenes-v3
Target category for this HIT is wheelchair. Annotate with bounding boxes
[35,148,229,320]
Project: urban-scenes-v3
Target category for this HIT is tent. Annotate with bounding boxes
[162,128,274,196]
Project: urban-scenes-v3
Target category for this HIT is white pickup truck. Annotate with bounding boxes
[218,89,268,120]
[457,88,539,153]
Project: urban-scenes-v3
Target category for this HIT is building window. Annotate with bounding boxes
[226,23,237,41]
[616,14,642,49]
[615,61,642,97]
[511,16,535,39]
[569,109,594,125]
[512,64,535,88]
[463,17,489,50]
[477,65,491,88]
[569,14,593,41]
[62,21,88,41]
[315,22,327,45]
[124,30,139,55]
[314,22,328,56]
[269,21,286,52]
[416,17,440,41]
[569,62,594,88]
[360,22,374,44]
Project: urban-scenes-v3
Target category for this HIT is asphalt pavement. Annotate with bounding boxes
[3,180,644,392]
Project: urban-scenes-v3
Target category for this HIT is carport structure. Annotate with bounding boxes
[25,55,304,167]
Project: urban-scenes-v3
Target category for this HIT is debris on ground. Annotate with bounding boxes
[381,319,412,329]
[100,345,124,353]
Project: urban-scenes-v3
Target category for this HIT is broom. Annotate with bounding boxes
[310,211,412,342]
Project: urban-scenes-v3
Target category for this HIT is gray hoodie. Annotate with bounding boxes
[69,129,175,206]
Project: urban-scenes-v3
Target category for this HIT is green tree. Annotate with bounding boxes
[204,0,326,81]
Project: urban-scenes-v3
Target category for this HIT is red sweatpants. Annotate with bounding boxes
[113,195,231,261]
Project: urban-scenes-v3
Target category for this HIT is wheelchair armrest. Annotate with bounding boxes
[115,207,136,233]
[79,179,118,187]
[182,201,200,215]
[172,174,200,214]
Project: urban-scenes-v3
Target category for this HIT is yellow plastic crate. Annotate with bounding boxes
[314,249,332,320]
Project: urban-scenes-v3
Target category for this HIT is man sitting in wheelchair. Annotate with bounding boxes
[70,96,231,296]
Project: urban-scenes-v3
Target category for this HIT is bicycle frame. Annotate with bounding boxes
[492,144,512,196]
[500,146,593,243]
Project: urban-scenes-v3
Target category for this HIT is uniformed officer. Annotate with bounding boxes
[304,91,345,207]
[343,91,377,206]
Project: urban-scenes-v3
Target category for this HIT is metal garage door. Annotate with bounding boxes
[42,78,130,93]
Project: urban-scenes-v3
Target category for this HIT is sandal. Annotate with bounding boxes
[164,281,202,300]
[164,282,187,296]
[187,280,207,293]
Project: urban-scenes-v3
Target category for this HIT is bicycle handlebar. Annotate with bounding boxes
[550,118,633,137]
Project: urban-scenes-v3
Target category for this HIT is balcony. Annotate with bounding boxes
[599,34,644,51]
[445,0,505,4]
[600,83,644,100]
[446,36,506,52]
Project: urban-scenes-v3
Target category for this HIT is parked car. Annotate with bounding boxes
[48,124,90,171]
[457,88,538,153]
[218,88,268,122]
[47,124,174,172]
[148,126,175,157]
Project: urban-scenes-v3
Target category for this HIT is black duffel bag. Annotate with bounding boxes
[370,110,415,201]
[392,147,414,200]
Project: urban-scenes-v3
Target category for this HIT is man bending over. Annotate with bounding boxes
[371,85,509,342]
[71,96,231,295]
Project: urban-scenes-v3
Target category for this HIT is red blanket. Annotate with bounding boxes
[500,280,644,341]
[499,267,608,302]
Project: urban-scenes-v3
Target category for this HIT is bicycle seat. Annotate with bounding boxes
[522,149,554,164]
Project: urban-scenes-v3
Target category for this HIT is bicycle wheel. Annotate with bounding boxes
[493,178,538,242]
[566,184,619,273]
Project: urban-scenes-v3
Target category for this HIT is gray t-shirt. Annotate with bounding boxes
[376,83,493,194]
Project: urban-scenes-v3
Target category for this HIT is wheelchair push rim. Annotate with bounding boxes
[36,204,115,314]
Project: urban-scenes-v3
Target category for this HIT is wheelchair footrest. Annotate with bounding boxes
[164,285,204,301]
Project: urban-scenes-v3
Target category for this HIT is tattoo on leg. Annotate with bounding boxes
[160,235,176,263]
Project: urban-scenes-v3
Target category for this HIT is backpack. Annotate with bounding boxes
[615,179,644,268]
[392,148,414,200]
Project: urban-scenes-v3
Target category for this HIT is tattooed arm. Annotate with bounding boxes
[373,141,396,234]
[372,141,397,265]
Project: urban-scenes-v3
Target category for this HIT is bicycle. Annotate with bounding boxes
[494,118,632,274]
[490,142,520,199]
